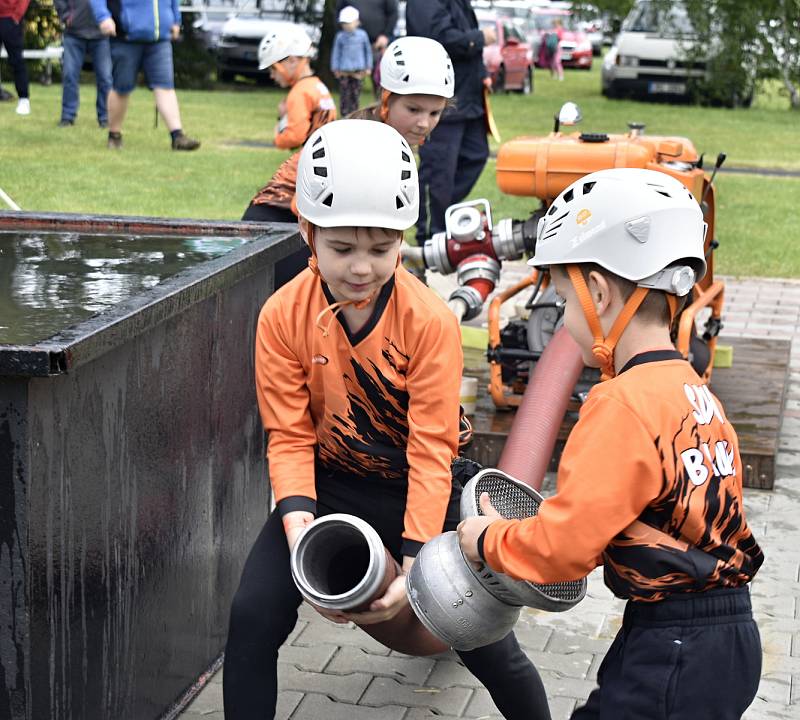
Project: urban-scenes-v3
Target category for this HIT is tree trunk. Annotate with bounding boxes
[314,0,338,89]
[781,67,800,109]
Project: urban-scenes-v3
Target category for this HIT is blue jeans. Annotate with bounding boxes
[61,33,112,123]
[110,39,174,94]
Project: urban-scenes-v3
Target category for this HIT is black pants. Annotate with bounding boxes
[338,74,363,117]
[416,116,489,241]
[224,469,551,720]
[572,587,761,719]
[0,17,29,99]
[241,202,310,290]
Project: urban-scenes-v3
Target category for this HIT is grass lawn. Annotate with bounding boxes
[1,61,798,277]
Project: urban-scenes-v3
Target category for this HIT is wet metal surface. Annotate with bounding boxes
[0,212,300,719]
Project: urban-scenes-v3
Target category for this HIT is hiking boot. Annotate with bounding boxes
[171,132,200,151]
[58,118,74,127]
[107,131,123,149]
[16,98,30,115]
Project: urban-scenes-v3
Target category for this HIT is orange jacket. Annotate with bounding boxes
[255,268,463,556]
[275,75,336,150]
[483,351,763,601]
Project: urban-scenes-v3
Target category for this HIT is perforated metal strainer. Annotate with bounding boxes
[460,468,586,612]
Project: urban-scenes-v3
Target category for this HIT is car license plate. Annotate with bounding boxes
[648,81,686,94]
[561,53,572,60]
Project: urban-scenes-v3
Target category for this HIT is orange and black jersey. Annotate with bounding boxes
[252,76,336,210]
[482,350,763,602]
[274,75,336,150]
[255,268,463,557]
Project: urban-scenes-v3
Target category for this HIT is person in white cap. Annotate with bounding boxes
[331,5,372,116]
[224,119,552,720]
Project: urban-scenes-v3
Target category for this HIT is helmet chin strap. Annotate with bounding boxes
[303,223,389,336]
[379,89,392,122]
[566,265,650,380]
[274,57,310,86]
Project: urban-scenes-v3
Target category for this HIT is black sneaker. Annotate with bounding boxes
[107,132,123,149]
[58,118,74,127]
[98,119,108,128]
[171,132,200,151]
[0,87,14,102]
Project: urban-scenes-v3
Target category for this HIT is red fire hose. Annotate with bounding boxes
[497,327,584,490]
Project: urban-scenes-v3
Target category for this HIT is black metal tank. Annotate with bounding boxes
[0,211,302,719]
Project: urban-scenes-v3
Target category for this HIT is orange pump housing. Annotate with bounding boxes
[486,128,724,407]
[495,129,717,291]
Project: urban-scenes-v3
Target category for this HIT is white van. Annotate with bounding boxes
[601,0,704,99]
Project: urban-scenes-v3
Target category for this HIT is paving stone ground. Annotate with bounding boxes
[181,269,800,720]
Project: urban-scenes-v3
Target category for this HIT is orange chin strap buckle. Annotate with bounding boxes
[378,89,392,122]
[566,265,649,380]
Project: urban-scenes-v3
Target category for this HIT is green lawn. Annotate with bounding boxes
[1,62,798,277]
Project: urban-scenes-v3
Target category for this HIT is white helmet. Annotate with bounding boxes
[296,120,418,230]
[258,25,314,70]
[380,36,455,98]
[530,168,707,293]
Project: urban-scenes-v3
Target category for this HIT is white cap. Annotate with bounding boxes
[296,120,419,230]
[258,25,314,70]
[530,168,707,289]
[380,36,455,98]
[338,5,359,23]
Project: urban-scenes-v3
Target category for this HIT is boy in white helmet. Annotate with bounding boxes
[244,35,454,288]
[242,25,336,224]
[458,168,764,719]
[224,120,551,720]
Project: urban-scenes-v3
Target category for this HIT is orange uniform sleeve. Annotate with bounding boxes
[483,393,664,583]
[255,295,317,515]
[275,83,315,150]
[402,309,463,555]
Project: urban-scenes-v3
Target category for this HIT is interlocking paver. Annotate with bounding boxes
[463,688,578,720]
[278,642,338,672]
[278,665,372,703]
[327,646,436,685]
[360,676,473,714]
[276,690,304,720]
[180,272,800,719]
[291,692,407,720]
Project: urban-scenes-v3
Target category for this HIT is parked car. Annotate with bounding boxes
[601,0,754,106]
[531,8,593,70]
[475,10,534,94]
[216,14,319,83]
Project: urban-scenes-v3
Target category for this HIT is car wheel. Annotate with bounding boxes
[520,67,532,95]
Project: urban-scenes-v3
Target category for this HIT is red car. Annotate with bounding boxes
[532,9,593,70]
[475,11,533,94]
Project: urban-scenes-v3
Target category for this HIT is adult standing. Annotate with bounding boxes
[89,0,200,150]
[0,0,31,115]
[55,0,112,127]
[406,0,496,241]
[334,0,397,96]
